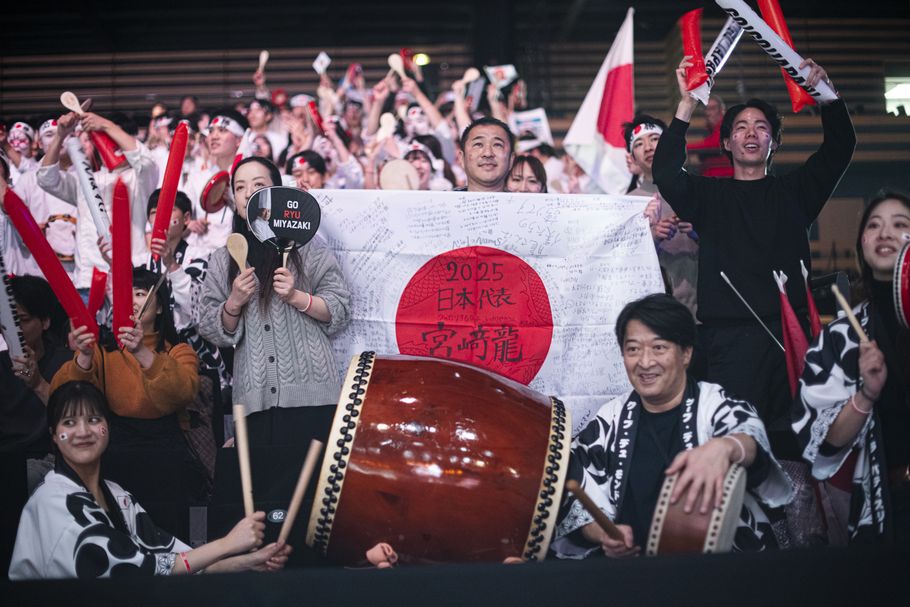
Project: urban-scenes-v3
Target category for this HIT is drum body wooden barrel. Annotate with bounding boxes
[306,352,571,565]
[646,463,746,555]
[894,241,909,329]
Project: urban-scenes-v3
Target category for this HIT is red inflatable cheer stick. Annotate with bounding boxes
[758,0,816,113]
[307,100,326,136]
[111,178,133,347]
[3,189,98,339]
[87,267,108,318]
[680,9,708,91]
[150,122,188,262]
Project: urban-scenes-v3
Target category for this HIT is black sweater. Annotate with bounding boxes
[653,99,856,323]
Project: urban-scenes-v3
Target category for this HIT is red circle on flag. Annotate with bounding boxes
[395,246,553,385]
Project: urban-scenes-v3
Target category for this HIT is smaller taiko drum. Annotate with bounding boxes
[894,241,910,329]
[646,463,746,556]
[306,352,571,565]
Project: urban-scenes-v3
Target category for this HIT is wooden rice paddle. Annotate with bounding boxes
[60,91,126,170]
[278,440,324,543]
[387,53,406,79]
[258,50,270,72]
[227,234,248,269]
[565,480,624,542]
[460,67,480,84]
[232,404,255,517]
[831,285,869,342]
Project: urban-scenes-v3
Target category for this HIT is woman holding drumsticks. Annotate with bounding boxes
[794,190,910,543]
[9,381,290,579]
[197,156,350,446]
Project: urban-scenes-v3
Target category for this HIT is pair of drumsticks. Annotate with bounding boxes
[233,404,324,543]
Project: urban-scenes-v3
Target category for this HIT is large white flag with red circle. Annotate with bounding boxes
[564,7,635,195]
[312,189,662,433]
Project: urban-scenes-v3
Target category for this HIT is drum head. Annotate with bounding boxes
[894,241,910,329]
[200,171,230,213]
[379,159,420,190]
[245,186,321,251]
[703,464,746,553]
[647,463,746,556]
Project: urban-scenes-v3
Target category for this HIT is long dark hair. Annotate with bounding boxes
[229,156,303,307]
[854,189,910,302]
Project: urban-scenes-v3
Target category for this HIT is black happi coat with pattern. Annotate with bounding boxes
[9,470,189,579]
[794,302,893,538]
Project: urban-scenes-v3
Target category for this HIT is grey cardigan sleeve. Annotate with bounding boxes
[305,237,351,336]
[197,247,245,346]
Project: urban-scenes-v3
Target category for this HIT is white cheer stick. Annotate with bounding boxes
[715,0,837,104]
[258,50,270,72]
[690,17,744,105]
[64,137,111,244]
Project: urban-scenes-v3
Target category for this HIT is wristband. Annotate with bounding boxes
[850,393,872,416]
[723,435,746,465]
[179,552,191,574]
[223,304,242,318]
[301,292,313,313]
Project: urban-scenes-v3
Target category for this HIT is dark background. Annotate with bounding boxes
[3,1,909,63]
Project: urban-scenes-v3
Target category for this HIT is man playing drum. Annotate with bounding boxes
[552,294,792,558]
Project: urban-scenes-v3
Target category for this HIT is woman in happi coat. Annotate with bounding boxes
[794,191,910,542]
[9,381,290,579]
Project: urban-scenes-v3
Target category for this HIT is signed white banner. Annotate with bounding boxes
[313,189,663,433]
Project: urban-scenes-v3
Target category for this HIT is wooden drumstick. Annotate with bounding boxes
[831,285,869,342]
[565,480,624,542]
[232,404,255,517]
[278,439,324,544]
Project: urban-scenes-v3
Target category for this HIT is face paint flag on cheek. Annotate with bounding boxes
[59,433,68,441]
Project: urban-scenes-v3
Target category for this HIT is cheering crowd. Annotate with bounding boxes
[1,37,908,580]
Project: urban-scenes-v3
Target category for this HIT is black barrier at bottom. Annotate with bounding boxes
[3,542,908,606]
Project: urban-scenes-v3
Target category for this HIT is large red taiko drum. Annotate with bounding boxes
[306,352,571,565]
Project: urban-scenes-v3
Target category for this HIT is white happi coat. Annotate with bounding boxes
[36,145,158,289]
[552,381,793,558]
[9,471,189,579]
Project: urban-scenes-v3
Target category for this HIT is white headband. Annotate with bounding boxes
[10,122,35,141]
[206,115,245,138]
[628,122,663,150]
[39,119,58,138]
